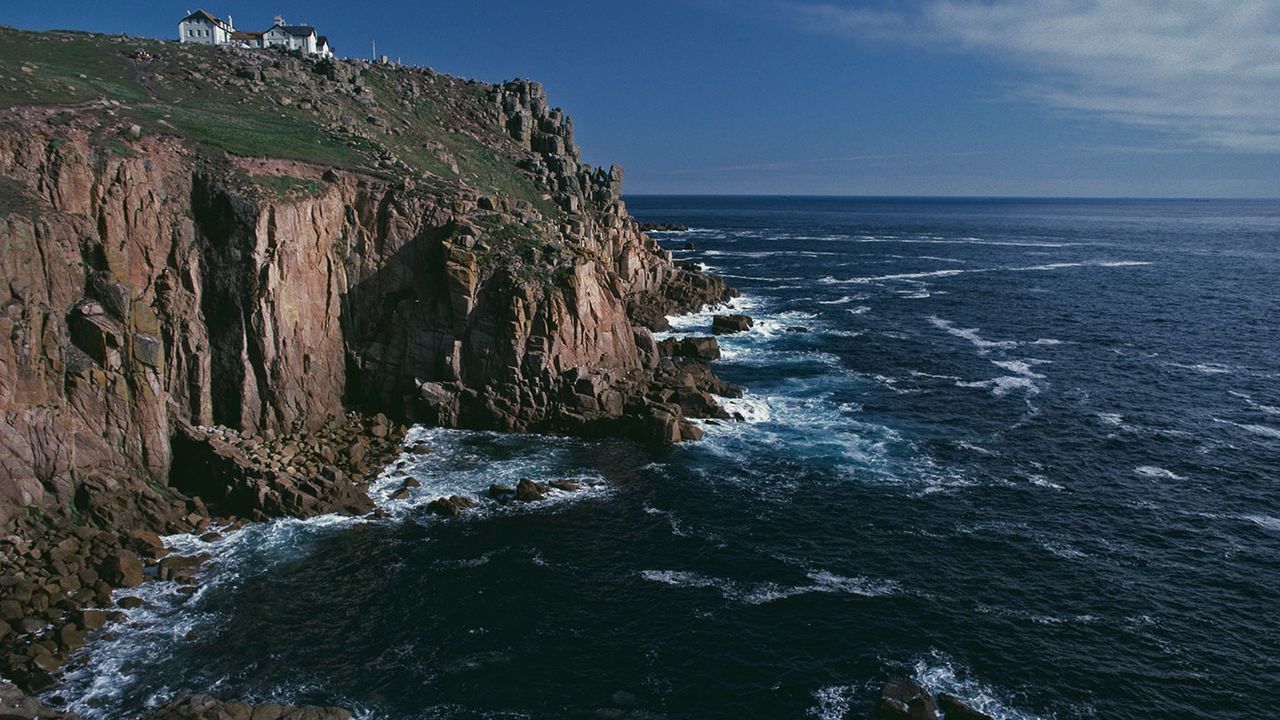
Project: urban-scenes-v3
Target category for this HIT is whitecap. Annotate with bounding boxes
[807,684,858,720]
[1135,466,1183,480]
[928,317,1019,351]
[957,376,1040,397]
[846,306,872,316]
[640,569,899,605]
[1243,515,1280,532]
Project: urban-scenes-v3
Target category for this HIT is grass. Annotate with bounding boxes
[0,25,577,286]
[250,173,325,199]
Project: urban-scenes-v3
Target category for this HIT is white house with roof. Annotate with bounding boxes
[178,10,234,45]
[178,10,333,58]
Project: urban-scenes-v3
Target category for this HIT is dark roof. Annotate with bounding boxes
[282,25,316,37]
[181,10,226,26]
[317,35,329,46]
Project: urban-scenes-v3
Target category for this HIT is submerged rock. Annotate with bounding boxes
[875,676,938,720]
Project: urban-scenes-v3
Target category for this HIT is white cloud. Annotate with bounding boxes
[784,0,1280,152]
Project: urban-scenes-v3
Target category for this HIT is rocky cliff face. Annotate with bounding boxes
[0,28,736,532]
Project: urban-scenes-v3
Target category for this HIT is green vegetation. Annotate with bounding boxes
[0,26,572,285]
[250,173,325,199]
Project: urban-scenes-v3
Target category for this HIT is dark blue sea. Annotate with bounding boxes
[55,197,1280,719]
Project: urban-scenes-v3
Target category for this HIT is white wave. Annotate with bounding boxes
[957,376,1040,397]
[55,512,366,718]
[1213,418,1280,440]
[928,317,1019,351]
[846,306,872,316]
[1243,514,1280,532]
[717,393,772,423]
[826,260,1151,285]
[643,506,691,538]
[990,360,1046,378]
[807,684,858,720]
[1135,465,1183,480]
[1097,413,1124,427]
[918,651,1045,714]
[640,568,898,605]
[1229,390,1280,415]
[817,295,866,305]
[1168,362,1235,375]
[1028,474,1064,491]
[369,427,611,519]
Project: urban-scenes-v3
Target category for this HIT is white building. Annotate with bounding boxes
[177,11,334,58]
[178,10,233,45]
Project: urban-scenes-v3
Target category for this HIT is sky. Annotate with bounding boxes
[5,1,1279,197]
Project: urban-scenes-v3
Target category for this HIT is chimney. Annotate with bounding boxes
[274,15,285,26]
[226,14,233,30]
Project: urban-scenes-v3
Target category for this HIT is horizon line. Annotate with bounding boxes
[621,193,1280,202]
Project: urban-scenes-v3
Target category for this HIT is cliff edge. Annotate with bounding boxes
[0,27,737,532]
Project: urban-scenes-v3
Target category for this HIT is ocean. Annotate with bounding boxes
[53,197,1280,719]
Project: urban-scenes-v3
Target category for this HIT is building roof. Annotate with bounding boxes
[230,31,263,40]
[181,10,227,27]
[281,25,317,37]
[317,36,329,47]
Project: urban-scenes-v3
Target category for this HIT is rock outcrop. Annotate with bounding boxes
[0,28,736,533]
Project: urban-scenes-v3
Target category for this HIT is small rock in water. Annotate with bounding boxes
[711,314,753,335]
[547,479,581,492]
[515,478,546,502]
[427,495,475,518]
[785,326,809,333]
[875,676,937,720]
[488,484,514,500]
[389,487,411,501]
[401,477,422,489]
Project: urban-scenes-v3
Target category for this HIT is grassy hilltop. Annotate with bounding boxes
[0,26,554,212]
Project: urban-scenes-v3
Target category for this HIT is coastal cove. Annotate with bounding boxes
[47,197,1280,720]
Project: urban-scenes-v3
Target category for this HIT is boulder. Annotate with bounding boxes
[547,480,581,492]
[99,550,144,588]
[487,484,515,499]
[427,497,461,518]
[875,677,937,720]
[937,693,994,720]
[711,314,753,335]
[515,478,546,502]
[427,495,476,518]
[659,337,720,361]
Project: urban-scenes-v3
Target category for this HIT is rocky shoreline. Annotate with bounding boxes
[0,411,409,715]
[0,320,740,717]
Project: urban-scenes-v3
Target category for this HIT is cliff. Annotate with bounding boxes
[0,27,737,533]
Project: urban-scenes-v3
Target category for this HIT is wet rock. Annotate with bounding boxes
[785,326,809,333]
[937,693,994,720]
[658,336,721,361]
[515,478,547,502]
[711,314,753,335]
[487,484,514,499]
[157,554,209,583]
[875,676,937,720]
[117,596,145,609]
[426,495,475,518]
[547,480,581,492]
[99,550,143,588]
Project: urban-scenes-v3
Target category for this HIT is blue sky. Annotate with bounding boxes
[5,1,1279,197]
